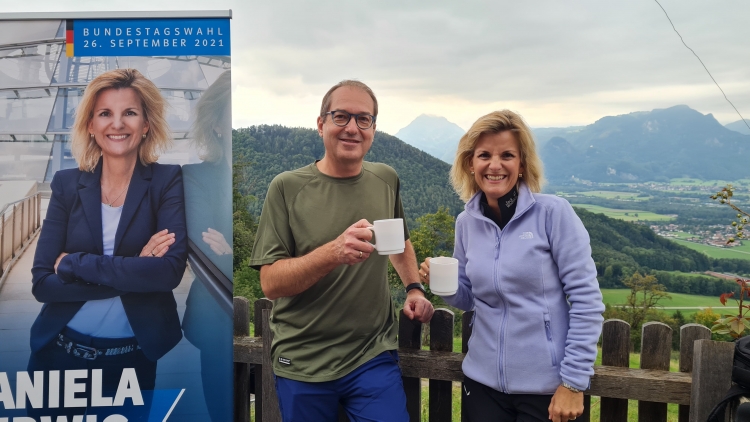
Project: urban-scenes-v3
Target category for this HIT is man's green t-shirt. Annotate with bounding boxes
[249,161,409,382]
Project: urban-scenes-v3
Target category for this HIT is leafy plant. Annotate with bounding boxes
[712,278,750,338]
[710,184,750,338]
[710,184,749,244]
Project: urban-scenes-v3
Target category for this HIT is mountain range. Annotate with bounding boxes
[394,106,750,183]
[540,105,750,183]
[726,119,750,135]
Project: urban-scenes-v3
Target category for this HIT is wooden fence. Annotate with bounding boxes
[233,297,736,422]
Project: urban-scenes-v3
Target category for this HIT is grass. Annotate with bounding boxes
[671,231,694,239]
[570,204,674,221]
[601,288,719,308]
[601,288,719,319]
[588,398,679,421]
[670,238,750,260]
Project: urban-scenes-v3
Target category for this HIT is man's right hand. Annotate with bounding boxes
[261,219,379,299]
[331,219,376,265]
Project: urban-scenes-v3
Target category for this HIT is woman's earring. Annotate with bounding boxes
[519,173,523,178]
[89,133,94,139]
[142,133,147,139]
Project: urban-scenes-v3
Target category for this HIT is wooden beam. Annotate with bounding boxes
[590,366,692,405]
[232,340,693,406]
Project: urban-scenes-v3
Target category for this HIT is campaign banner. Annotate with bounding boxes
[68,19,230,56]
[0,12,233,422]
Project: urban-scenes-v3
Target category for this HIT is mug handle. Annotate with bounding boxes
[367,226,376,248]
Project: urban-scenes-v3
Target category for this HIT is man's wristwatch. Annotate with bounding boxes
[405,283,426,295]
[561,382,583,393]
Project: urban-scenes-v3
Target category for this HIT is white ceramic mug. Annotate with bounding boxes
[429,257,458,295]
[367,219,405,255]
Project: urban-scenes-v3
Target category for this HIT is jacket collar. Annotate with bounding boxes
[78,157,153,255]
[465,181,536,225]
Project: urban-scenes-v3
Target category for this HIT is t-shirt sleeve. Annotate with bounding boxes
[249,176,295,270]
[393,176,410,241]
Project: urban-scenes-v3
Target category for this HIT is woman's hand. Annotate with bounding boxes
[202,227,232,255]
[548,385,583,422]
[54,252,68,273]
[140,229,175,258]
[418,257,431,284]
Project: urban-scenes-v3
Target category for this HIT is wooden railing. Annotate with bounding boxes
[0,192,42,281]
[233,297,735,422]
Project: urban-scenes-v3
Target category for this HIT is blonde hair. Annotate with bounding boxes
[71,68,170,171]
[192,70,231,162]
[450,110,545,202]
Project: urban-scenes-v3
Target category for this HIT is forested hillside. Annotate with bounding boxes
[578,207,748,293]
[232,125,464,225]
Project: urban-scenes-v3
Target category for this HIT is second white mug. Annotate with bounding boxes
[429,257,459,295]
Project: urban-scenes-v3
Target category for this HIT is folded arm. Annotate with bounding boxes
[56,169,188,293]
[31,175,126,303]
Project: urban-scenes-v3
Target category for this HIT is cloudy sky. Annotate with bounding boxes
[2,0,749,134]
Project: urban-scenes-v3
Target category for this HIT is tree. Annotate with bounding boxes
[232,161,263,308]
[622,272,671,350]
[388,206,455,300]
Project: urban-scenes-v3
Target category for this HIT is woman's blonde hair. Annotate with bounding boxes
[191,70,231,162]
[71,68,170,171]
[450,110,545,202]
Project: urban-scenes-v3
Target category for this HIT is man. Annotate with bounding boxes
[249,80,434,422]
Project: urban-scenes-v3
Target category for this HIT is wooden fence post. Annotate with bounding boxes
[400,309,423,422]
[234,297,250,422]
[639,322,672,422]
[461,310,473,422]
[689,339,734,422]
[600,319,631,422]
[255,298,273,422]
[429,309,454,422]
[678,324,711,422]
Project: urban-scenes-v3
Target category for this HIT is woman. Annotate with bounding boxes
[28,68,187,419]
[419,110,604,422]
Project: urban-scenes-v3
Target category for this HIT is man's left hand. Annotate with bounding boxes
[403,290,434,322]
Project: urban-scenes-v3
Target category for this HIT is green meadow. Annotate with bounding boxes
[601,288,718,309]
[670,239,750,260]
[601,288,721,319]
[571,204,674,221]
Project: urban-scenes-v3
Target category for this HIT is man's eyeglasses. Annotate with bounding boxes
[325,110,376,130]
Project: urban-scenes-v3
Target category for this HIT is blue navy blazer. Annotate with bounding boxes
[30,159,188,361]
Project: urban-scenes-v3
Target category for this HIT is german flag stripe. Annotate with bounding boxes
[65,20,73,57]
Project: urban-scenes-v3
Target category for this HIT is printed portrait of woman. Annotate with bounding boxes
[27,68,188,420]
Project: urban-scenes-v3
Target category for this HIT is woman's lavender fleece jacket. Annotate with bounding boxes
[441,182,604,394]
